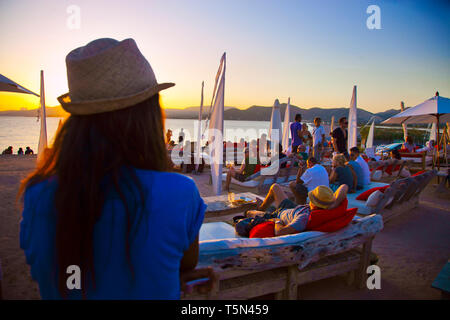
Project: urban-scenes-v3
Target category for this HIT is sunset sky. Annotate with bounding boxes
[0,0,448,112]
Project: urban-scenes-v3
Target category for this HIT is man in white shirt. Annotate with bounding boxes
[312,117,326,162]
[350,147,371,186]
[289,156,329,204]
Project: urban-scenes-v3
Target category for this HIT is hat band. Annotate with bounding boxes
[309,192,335,207]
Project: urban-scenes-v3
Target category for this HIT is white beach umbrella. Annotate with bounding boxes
[208,53,226,195]
[400,101,407,141]
[429,122,437,142]
[269,99,282,145]
[0,73,39,96]
[330,115,335,134]
[281,97,291,152]
[347,85,358,152]
[382,92,450,169]
[366,120,375,149]
[37,70,47,163]
[382,94,450,125]
[195,81,204,172]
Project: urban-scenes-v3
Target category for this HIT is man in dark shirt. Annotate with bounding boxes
[332,117,349,159]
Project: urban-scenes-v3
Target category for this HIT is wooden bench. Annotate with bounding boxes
[183,214,383,300]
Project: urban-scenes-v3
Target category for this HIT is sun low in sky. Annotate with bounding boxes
[0,0,448,113]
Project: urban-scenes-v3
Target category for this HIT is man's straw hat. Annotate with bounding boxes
[57,38,174,115]
[308,185,335,209]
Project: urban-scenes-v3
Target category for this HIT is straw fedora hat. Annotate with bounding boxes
[308,185,335,209]
[57,38,174,115]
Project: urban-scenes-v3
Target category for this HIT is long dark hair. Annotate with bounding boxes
[19,94,169,297]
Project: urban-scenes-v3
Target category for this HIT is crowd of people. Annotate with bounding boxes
[1,146,34,155]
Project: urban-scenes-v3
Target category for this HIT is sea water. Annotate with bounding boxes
[0,116,315,153]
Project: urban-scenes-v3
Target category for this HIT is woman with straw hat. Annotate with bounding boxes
[19,38,215,299]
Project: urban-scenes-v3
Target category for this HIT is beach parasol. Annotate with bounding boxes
[0,73,39,96]
[208,53,226,195]
[382,92,450,170]
[269,99,282,144]
[37,71,47,163]
[400,101,407,141]
[281,97,291,152]
[366,120,375,149]
[195,81,204,172]
[348,85,358,152]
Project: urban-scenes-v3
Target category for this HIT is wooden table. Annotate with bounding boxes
[203,192,263,223]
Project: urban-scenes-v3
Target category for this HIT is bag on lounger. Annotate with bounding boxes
[234,215,268,237]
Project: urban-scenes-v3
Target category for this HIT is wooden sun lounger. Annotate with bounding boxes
[349,170,436,223]
[183,215,383,300]
[223,158,302,195]
[367,159,410,180]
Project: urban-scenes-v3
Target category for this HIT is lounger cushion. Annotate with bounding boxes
[412,170,426,177]
[249,221,275,238]
[306,199,348,230]
[365,190,383,207]
[356,185,389,201]
[312,208,358,232]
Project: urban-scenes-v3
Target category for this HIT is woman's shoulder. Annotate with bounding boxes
[135,169,197,191]
[23,177,58,202]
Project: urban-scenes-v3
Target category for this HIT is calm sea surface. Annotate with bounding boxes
[0,116,316,153]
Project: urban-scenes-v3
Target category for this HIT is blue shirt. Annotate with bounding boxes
[348,160,364,188]
[277,205,311,231]
[20,169,206,300]
[335,166,354,190]
[290,122,303,146]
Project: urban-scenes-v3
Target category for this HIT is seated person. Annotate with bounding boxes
[225,147,259,191]
[246,184,348,236]
[25,146,34,155]
[329,153,357,193]
[349,147,371,186]
[402,136,416,153]
[18,147,24,155]
[346,157,364,190]
[289,157,329,204]
[2,146,13,155]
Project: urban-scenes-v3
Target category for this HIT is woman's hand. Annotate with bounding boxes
[180,267,218,297]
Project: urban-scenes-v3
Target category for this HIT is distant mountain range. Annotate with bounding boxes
[0,104,401,124]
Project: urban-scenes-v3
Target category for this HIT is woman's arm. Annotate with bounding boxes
[329,168,337,183]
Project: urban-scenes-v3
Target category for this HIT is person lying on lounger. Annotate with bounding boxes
[245,183,348,236]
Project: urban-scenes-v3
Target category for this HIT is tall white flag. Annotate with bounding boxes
[366,120,375,149]
[209,53,226,195]
[400,101,407,141]
[281,97,291,152]
[348,85,358,152]
[195,81,204,171]
[37,70,47,163]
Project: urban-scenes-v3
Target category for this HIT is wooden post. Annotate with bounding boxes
[275,265,299,300]
[357,237,373,289]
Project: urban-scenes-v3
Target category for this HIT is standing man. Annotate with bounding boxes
[312,117,326,162]
[332,117,349,159]
[290,114,303,153]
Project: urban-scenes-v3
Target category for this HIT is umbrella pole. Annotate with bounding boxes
[436,115,440,174]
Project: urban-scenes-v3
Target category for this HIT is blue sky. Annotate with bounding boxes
[0,0,449,112]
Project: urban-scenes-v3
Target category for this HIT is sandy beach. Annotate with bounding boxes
[1,155,449,300]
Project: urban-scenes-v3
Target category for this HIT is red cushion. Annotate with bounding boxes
[254,164,261,173]
[312,208,358,232]
[356,185,389,200]
[385,164,401,175]
[249,221,275,238]
[306,199,348,230]
[412,170,426,177]
[399,148,409,153]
